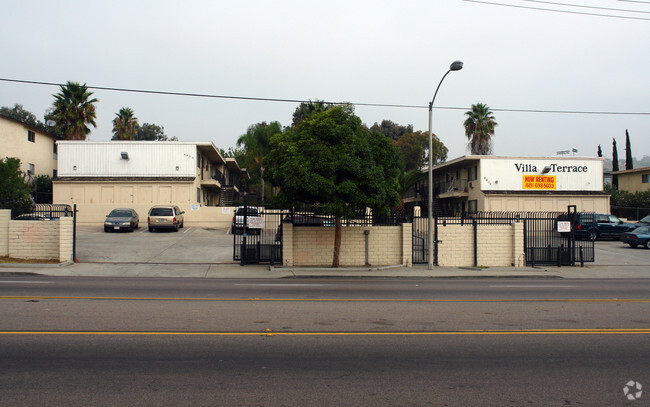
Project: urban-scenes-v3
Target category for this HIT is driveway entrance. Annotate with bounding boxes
[75,226,234,263]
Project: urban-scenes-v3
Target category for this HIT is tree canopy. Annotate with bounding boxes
[369,120,414,141]
[291,100,332,128]
[50,81,98,140]
[393,130,447,171]
[237,121,283,203]
[112,107,139,140]
[0,157,33,216]
[464,102,497,155]
[267,105,401,266]
[135,122,177,141]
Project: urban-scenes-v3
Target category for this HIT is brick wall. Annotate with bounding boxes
[284,225,408,267]
[59,216,74,262]
[0,209,74,262]
[437,222,524,267]
[0,210,9,256]
[9,219,60,260]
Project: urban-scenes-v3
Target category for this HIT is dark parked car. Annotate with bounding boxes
[620,226,650,249]
[232,206,262,235]
[559,213,636,240]
[104,208,139,232]
[284,214,334,227]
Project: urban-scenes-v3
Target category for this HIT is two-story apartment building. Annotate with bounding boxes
[53,141,249,226]
[408,155,609,216]
[0,114,58,178]
[611,166,650,193]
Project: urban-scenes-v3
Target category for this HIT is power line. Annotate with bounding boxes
[522,0,650,14]
[1,77,649,116]
[462,0,650,20]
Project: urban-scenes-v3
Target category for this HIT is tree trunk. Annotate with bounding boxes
[332,216,342,267]
[260,165,265,203]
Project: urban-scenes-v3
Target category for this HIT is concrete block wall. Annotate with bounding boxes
[9,219,60,260]
[437,223,524,267]
[284,225,408,267]
[59,216,74,262]
[0,210,9,256]
[437,225,475,267]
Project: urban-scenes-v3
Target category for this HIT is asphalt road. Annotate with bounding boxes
[1,277,649,406]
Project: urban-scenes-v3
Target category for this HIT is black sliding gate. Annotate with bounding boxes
[233,209,287,265]
[412,209,595,266]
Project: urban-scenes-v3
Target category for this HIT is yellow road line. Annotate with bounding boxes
[1,329,650,336]
[1,296,649,303]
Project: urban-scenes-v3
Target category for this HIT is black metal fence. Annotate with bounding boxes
[233,209,286,265]
[611,206,650,221]
[523,211,594,266]
[411,211,594,266]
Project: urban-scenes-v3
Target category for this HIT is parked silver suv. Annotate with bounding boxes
[148,205,184,232]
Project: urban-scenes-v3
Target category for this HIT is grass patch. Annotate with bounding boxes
[0,256,59,264]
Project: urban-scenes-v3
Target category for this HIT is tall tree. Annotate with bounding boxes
[50,81,98,140]
[612,138,619,189]
[369,120,414,141]
[237,121,282,203]
[625,129,633,170]
[111,107,138,140]
[597,145,603,157]
[464,102,497,155]
[267,105,401,267]
[291,100,332,128]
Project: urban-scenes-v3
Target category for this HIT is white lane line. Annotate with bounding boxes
[234,284,327,287]
[490,285,577,288]
[0,281,54,284]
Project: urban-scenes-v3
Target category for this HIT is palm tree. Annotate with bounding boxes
[237,121,282,203]
[51,81,98,140]
[464,102,497,155]
[112,107,139,140]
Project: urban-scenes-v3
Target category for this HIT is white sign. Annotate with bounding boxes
[480,158,603,192]
[248,216,264,229]
[557,221,571,233]
[191,204,200,211]
[222,207,231,214]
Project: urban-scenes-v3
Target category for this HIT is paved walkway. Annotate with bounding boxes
[0,261,648,279]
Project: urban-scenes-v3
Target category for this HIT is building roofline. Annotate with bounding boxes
[0,114,58,139]
[428,155,606,172]
[611,166,650,175]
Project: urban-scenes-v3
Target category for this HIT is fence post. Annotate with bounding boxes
[473,219,478,267]
[580,246,584,267]
[73,204,77,263]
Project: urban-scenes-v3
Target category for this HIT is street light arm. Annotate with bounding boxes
[429,69,453,110]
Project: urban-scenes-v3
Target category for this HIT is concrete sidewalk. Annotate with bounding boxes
[0,261,648,279]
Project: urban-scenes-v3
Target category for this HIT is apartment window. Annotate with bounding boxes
[197,155,201,168]
[27,163,35,177]
[53,169,57,178]
[53,141,58,159]
[643,174,650,183]
[196,188,201,203]
[468,166,478,181]
[28,130,35,143]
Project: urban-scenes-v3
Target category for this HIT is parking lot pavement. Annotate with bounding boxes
[76,225,235,264]
[592,239,649,266]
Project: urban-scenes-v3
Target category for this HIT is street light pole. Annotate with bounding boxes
[428,60,463,270]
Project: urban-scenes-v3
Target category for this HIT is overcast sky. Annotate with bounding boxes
[1,0,649,161]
